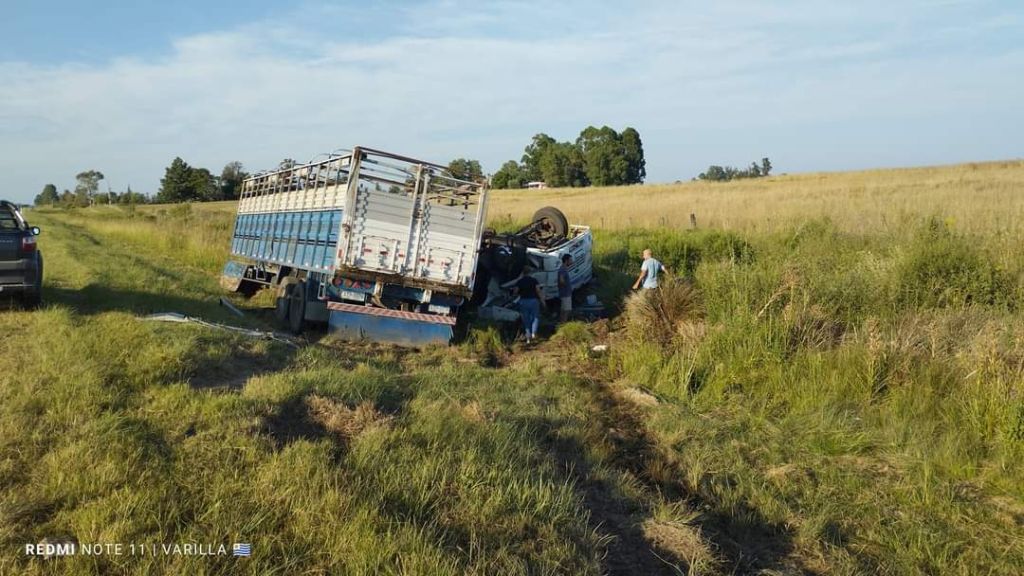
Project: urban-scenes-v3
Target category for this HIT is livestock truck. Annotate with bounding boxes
[221,146,593,345]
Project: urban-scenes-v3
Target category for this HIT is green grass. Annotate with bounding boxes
[1,207,618,575]
[607,219,1024,574]
[3,195,1024,574]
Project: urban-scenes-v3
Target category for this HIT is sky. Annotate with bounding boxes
[1,0,1022,203]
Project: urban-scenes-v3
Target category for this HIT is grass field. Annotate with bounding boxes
[490,160,1024,234]
[2,160,1024,574]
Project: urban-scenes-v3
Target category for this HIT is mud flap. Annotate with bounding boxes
[220,261,249,292]
[327,305,454,346]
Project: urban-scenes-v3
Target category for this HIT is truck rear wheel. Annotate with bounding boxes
[288,281,306,334]
[275,283,292,324]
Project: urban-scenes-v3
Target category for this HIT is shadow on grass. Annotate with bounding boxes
[260,394,330,447]
[41,285,306,392]
[590,255,640,320]
[43,284,266,328]
[258,388,414,460]
[513,413,691,576]
[186,333,298,390]
[257,345,415,451]
[592,381,801,575]
[520,376,805,576]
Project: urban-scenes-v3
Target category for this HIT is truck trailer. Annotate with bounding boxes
[221,146,593,345]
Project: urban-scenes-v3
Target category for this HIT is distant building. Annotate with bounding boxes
[525,181,547,189]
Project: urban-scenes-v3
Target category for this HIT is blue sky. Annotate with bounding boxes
[1,0,1022,202]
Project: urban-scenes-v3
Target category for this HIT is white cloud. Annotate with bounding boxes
[0,0,1021,200]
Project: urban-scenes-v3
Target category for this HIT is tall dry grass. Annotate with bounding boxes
[488,160,1024,235]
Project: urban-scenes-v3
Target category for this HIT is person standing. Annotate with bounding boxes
[514,271,546,344]
[632,248,667,290]
[557,253,573,322]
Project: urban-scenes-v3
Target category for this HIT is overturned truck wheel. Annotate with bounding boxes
[532,206,569,240]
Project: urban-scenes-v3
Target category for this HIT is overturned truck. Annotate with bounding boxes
[221,146,593,345]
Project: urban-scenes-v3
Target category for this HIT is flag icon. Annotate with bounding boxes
[232,543,251,557]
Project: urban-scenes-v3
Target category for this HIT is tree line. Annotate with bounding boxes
[33,171,149,207]
[157,158,248,203]
[33,159,250,207]
[490,126,645,189]
[33,133,648,208]
[697,158,773,182]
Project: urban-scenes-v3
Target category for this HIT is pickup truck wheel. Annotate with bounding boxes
[22,291,41,309]
[22,259,42,309]
[288,281,306,334]
[532,206,569,239]
[275,283,293,323]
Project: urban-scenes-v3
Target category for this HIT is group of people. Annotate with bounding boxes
[513,248,667,345]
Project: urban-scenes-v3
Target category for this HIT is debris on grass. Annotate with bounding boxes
[139,312,299,348]
[218,296,246,318]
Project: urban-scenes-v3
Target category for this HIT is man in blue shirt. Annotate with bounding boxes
[557,254,573,322]
[632,249,667,290]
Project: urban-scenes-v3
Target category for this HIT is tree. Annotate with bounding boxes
[118,186,148,207]
[220,161,247,200]
[761,157,772,177]
[576,126,628,186]
[73,187,90,207]
[189,167,218,201]
[158,157,195,203]
[278,158,296,171]
[60,189,74,206]
[621,127,646,184]
[447,158,484,182]
[539,142,588,188]
[497,127,646,188]
[74,170,104,207]
[491,161,526,189]
[35,184,59,206]
[521,133,556,182]
[93,189,113,205]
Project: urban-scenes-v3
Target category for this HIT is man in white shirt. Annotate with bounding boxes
[632,249,667,290]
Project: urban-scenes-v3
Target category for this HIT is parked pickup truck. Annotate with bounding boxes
[221,146,593,345]
[0,201,43,308]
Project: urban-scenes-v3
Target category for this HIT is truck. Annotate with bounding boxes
[221,146,594,345]
[0,200,43,308]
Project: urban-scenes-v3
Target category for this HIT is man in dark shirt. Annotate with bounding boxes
[514,271,546,344]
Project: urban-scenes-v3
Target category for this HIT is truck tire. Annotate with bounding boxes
[532,206,569,239]
[23,258,42,309]
[288,280,306,334]
[22,291,41,309]
[275,283,293,324]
